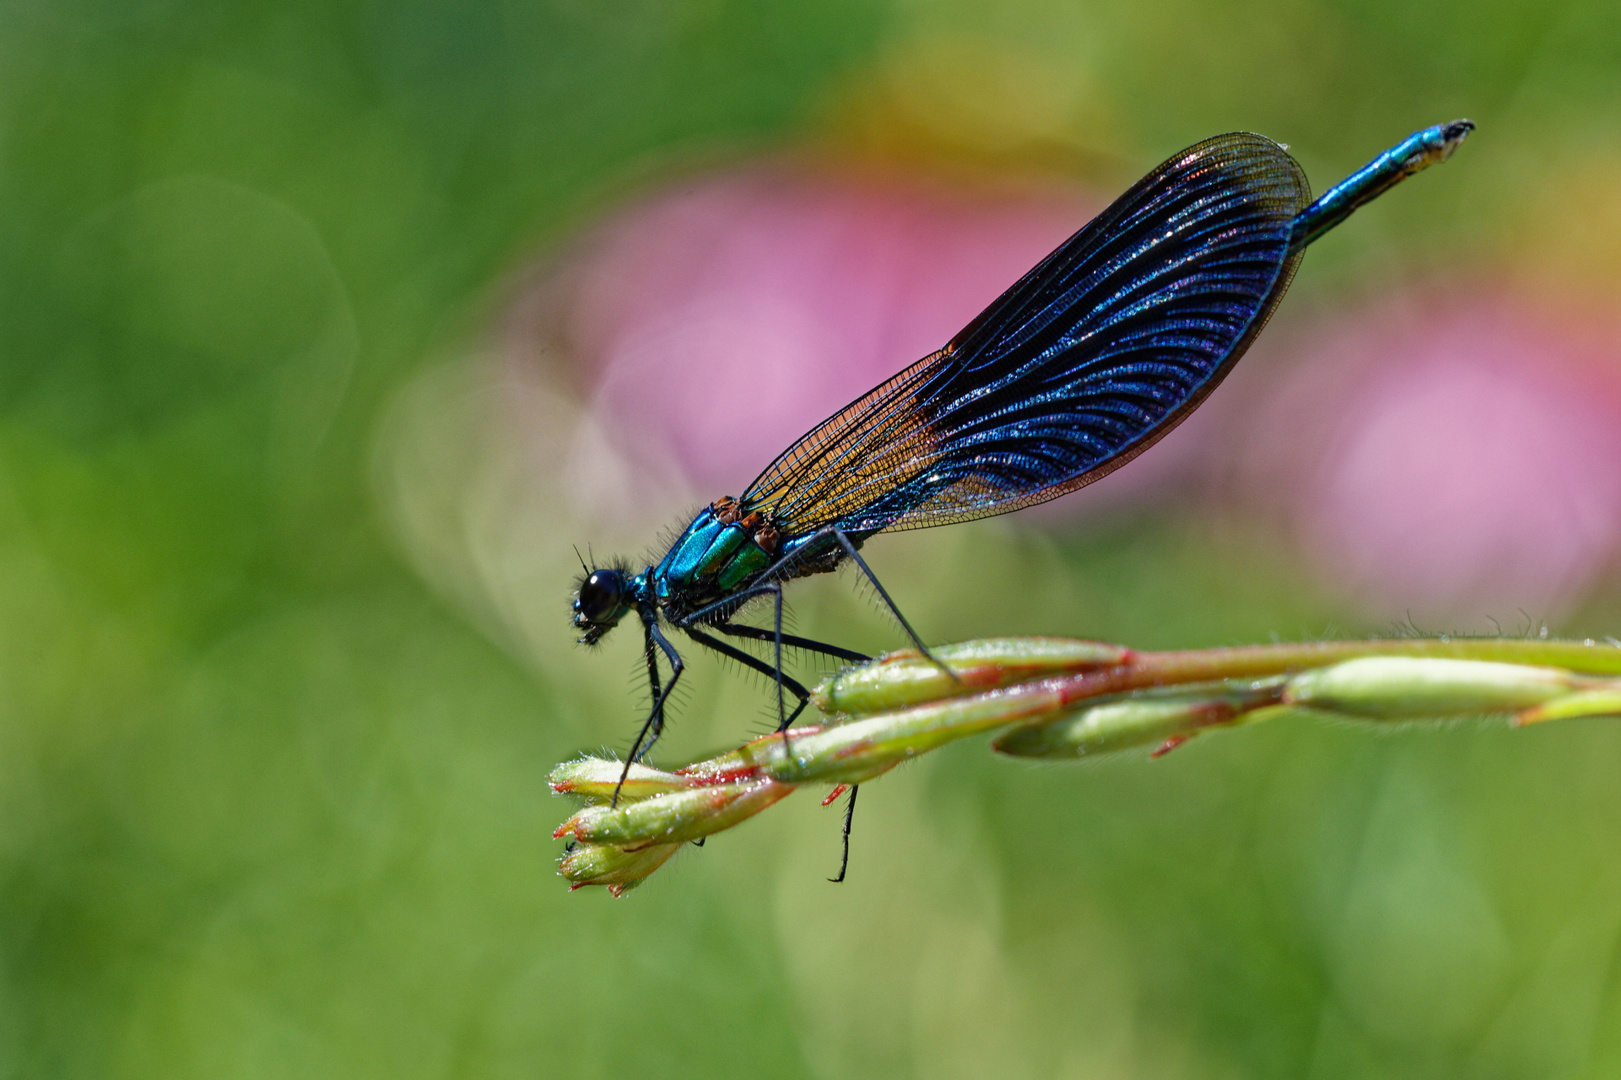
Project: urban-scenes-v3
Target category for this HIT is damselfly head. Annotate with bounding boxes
[572,564,632,644]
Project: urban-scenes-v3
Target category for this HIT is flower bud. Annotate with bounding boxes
[763,680,1097,783]
[555,780,793,847]
[559,841,680,894]
[1283,657,1574,719]
[813,637,1129,716]
[549,757,691,803]
[1516,683,1621,726]
[993,686,1279,758]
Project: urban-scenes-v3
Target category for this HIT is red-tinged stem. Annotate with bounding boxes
[1053,638,1621,699]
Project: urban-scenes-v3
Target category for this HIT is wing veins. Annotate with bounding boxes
[740,133,1310,535]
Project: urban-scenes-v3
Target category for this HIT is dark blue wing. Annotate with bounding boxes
[738,132,1310,535]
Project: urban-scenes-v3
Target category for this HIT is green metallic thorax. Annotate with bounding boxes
[653,505,774,611]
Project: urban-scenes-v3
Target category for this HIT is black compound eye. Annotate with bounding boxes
[575,569,626,624]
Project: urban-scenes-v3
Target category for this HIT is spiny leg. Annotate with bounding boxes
[829,784,859,883]
[684,600,875,726]
[685,525,945,680]
[762,579,787,728]
[769,580,790,728]
[616,619,664,798]
[717,620,870,731]
[713,622,870,665]
[615,616,684,807]
[680,625,814,730]
[824,528,957,683]
[645,620,685,746]
[713,621,869,735]
[682,580,798,730]
[681,526,951,724]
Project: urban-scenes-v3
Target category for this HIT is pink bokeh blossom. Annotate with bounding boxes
[551,165,1118,497]
[1241,294,1621,623]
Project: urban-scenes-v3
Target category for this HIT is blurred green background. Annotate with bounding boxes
[5,1,1621,1077]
